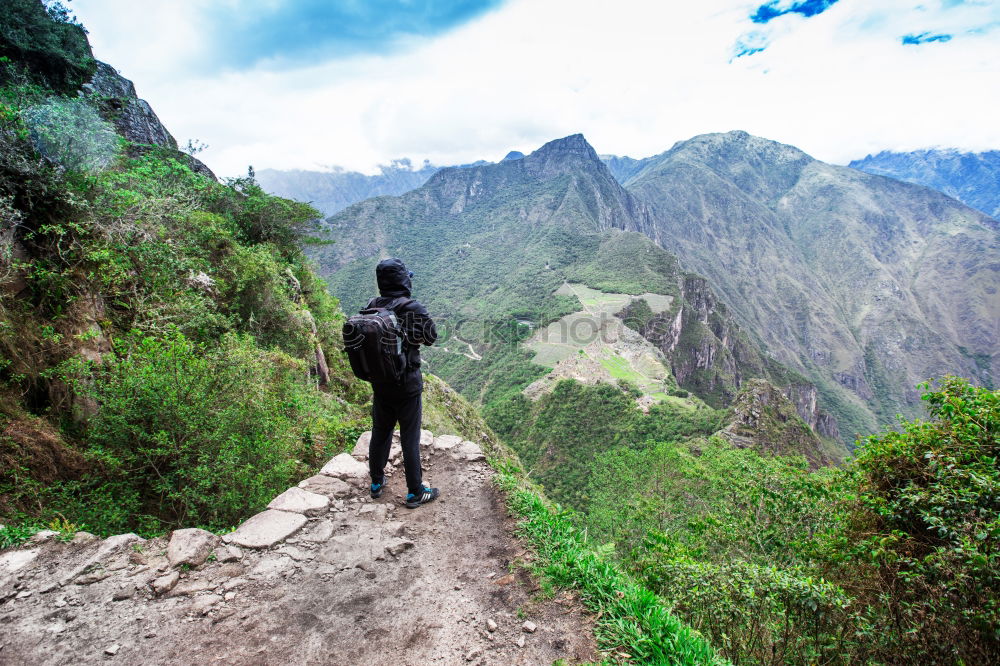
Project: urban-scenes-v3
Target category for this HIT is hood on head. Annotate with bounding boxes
[376,257,412,297]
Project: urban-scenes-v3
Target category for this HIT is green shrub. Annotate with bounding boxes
[75,331,317,533]
[23,96,119,172]
[845,376,999,662]
[0,0,96,93]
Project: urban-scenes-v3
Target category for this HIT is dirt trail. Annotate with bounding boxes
[0,432,596,665]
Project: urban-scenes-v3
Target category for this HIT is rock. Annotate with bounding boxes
[352,431,372,460]
[486,618,498,632]
[29,530,59,544]
[383,521,406,538]
[465,647,483,661]
[227,510,307,549]
[74,566,111,585]
[432,434,463,451]
[112,586,135,601]
[168,579,215,597]
[522,620,537,633]
[15,590,31,599]
[167,528,219,568]
[276,545,309,562]
[358,503,388,522]
[298,474,352,499]
[224,591,236,601]
[420,429,434,448]
[222,577,247,592]
[267,487,329,516]
[384,538,414,557]
[150,571,179,596]
[191,594,223,616]
[105,644,121,656]
[302,522,334,543]
[212,546,242,563]
[455,440,486,462]
[320,453,369,483]
[517,635,526,648]
[70,532,98,545]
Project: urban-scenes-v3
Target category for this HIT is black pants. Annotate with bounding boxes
[369,389,423,495]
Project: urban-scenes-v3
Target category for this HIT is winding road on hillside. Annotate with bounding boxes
[0,433,596,665]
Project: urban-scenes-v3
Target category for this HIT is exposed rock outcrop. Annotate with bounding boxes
[81,61,216,180]
[717,379,836,467]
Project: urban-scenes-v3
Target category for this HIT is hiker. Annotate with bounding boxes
[358,257,440,508]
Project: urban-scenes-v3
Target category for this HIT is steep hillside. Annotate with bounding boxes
[256,161,439,216]
[626,131,999,438]
[850,149,1000,220]
[0,2,371,536]
[311,134,846,473]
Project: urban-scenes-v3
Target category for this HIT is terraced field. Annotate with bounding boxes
[522,283,689,404]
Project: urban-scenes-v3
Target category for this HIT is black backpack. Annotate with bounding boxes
[342,297,412,383]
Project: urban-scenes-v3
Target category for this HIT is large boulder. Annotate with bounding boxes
[167,528,219,568]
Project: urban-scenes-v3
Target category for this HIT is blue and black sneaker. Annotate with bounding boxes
[404,486,439,509]
[370,480,387,499]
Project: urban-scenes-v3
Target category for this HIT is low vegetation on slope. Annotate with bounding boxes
[573,377,998,664]
[0,15,370,535]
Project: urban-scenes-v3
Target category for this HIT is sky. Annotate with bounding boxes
[70,0,1000,177]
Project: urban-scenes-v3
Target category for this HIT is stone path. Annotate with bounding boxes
[0,431,596,664]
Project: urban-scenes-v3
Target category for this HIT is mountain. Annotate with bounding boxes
[625,131,999,437]
[600,154,655,184]
[256,161,441,216]
[850,149,1000,220]
[310,133,847,472]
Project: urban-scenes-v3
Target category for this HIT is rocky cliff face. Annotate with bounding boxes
[850,149,1000,220]
[626,130,999,438]
[717,379,834,467]
[617,275,840,442]
[82,61,215,180]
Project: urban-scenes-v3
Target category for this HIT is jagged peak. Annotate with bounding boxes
[529,133,598,160]
[502,150,525,161]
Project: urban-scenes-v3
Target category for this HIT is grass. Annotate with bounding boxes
[492,461,727,665]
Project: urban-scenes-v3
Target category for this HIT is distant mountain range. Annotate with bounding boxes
[256,161,441,216]
[307,131,998,448]
[849,149,1000,220]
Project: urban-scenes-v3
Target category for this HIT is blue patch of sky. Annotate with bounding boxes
[731,30,771,60]
[205,0,505,70]
[751,0,840,25]
[901,31,953,44]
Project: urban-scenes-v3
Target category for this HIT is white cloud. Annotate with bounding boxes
[72,0,1000,176]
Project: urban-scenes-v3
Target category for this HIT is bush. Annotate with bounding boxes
[23,96,119,172]
[846,376,1000,662]
[0,0,96,93]
[76,331,318,533]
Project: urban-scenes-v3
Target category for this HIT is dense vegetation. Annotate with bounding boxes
[575,377,999,664]
[0,23,369,535]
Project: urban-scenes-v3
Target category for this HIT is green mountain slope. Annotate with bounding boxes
[626,131,999,438]
[310,134,846,474]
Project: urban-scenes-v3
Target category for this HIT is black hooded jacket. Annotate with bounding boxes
[367,258,437,395]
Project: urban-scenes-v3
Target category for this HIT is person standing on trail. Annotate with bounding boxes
[365,258,440,508]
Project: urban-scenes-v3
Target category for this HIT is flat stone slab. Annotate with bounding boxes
[298,474,352,498]
[268,487,329,516]
[321,453,369,482]
[226,510,307,549]
[432,434,463,451]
